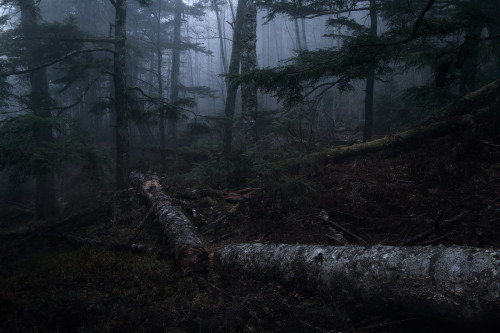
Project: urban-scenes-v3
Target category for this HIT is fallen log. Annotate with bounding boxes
[282,79,500,170]
[219,243,500,325]
[282,113,476,170]
[130,172,209,273]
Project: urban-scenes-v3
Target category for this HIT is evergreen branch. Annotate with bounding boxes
[129,86,195,114]
[128,86,166,104]
[0,48,116,77]
[470,34,500,42]
[369,0,437,58]
[258,1,370,22]
[128,75,160,93]
[409,0,437,44]
[285,0,437,76]
[304,80,343,100]
[55,75,103,115]
[26,36,116,44]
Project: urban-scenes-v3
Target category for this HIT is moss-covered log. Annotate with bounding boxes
[219,243,500,324]
[283,79,500,169]
[131,172,208,273]
[443,79,500,118]
[283,114,475,169]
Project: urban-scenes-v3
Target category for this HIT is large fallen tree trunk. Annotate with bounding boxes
[131,172,208,273]
[219,243,500,324]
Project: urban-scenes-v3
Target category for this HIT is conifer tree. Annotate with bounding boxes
[18,0,57,220]
[248,0,500,139]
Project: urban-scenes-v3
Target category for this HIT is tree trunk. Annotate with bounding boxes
[18,0,57,220]
[112,0,130,189]
[293,18,302,50]
[212,0,228,74]
[219,243,500,324]
[156,16,167,170]
[240,0,258,147]
[168,0,183,145]
[363,0,377,142]
[158,49,167,170]
[130,172,209,273]
[222,0,246,157]
[300,18,307,50]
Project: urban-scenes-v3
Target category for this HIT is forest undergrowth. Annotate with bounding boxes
[1,110,500,333]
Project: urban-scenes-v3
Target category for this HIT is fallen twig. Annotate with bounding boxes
[401,210,469,245]
[126,205,155,244]
[324,233,347,245]
[316,210,368,245]
[419,232,454,246]
[480,140,500,149]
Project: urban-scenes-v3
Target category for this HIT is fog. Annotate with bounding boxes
[1,0,499,219]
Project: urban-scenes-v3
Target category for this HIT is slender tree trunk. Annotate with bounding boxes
[219,243,500,325]
[293,18,302,50]
[153,0,166,169]
[112,0,130,189]
[18,0,57,220]
[301,18,307,50]
[155,3,167,170]
[363,0,377,142]
[222,0,246,157]
[212,0,228,74]
[158,50,167,170]
[168,0,183,145]
[240,0,258,147]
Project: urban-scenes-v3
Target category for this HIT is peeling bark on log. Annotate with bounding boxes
[131,172,209,273]
[219,243,500,324]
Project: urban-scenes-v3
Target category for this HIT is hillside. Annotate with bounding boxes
[1,94,500,332]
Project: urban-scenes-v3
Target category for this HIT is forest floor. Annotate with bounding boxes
[1,115,500,332]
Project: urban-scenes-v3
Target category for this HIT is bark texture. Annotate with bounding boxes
[131,172,208,273]
[113,0,130,189]
[240,0,258,146]
[222,0,246,157]
[220,243,500,323]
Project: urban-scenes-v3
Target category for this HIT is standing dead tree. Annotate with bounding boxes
[131,172,209,273]
[219,243,500,325]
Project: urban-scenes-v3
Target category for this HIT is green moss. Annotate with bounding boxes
[199,196,218,207]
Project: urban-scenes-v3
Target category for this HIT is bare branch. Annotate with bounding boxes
[0,48,115,77]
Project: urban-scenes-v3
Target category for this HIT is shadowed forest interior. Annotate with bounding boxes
[1,0,500,332]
